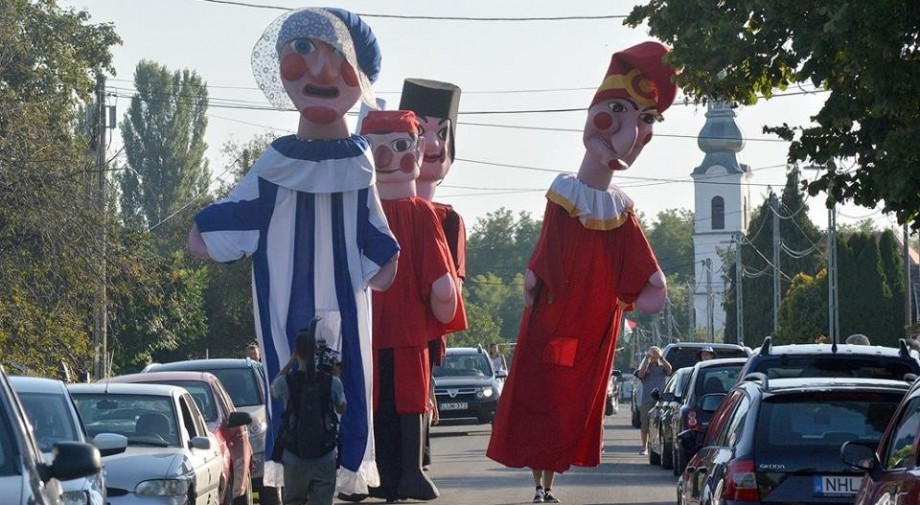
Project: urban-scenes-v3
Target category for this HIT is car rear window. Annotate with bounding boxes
[755,391,902,454]
[751,356,918,381]
[667,347,749,370]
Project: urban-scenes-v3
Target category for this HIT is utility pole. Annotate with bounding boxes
[827,178,839,344]
[687,282,695,341]
[704,258,714,343]
[905,224,912,333]
[92,75,108,380]
[734,233,744,346]
[771,191,781,334]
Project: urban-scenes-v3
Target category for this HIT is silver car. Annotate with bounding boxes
[0,366,101,505]
[68,383,224,505]
[10,376,128,505]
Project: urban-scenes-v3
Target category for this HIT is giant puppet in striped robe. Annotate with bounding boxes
[187,8,398,496]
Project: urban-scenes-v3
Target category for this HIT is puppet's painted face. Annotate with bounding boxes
[583,98,658,171]
[366,132,424,183]
[416,116,451,183]
[280,38,362,124]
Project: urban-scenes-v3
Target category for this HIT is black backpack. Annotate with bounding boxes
[280,370,338,459]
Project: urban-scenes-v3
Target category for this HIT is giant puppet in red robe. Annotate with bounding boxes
[487,41,677,474]
[359,110,458,501]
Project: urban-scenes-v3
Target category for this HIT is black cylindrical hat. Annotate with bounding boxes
[399,78,461,161]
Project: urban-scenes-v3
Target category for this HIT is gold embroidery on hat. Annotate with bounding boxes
[596,69,658,108]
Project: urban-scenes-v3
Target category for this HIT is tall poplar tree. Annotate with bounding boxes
[119,60,210,229]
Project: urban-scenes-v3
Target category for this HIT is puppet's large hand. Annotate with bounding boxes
[523,269,543,307]
[430,272,458,323]
[636,270,667,314]
[188,224,211,260]
[369,253,399,291]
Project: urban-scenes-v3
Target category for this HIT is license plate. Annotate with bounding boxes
[813,475,861,496]
[440,402,468,411]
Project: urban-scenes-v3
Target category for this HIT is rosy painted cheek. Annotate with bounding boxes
[280,54,307,81]
[593,112,613,130]
[374,146,393,169]
[400,153,417,173]
[340,62,359,87]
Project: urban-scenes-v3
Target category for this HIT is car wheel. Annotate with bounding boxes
[674,447,688,477]
[648,442,661,466]
[660,432,673,470]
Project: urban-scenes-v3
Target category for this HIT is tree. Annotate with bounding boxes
[627,2,920,226]
[646,208,695,286]
[119,60,210,229]
[0,0,119,375]
[466,208,541,284]
[773,271,828,344]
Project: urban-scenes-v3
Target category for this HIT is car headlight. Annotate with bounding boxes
[136,479,191,497]
[61,490,89,505]
[477,387,494,399]
[250,419,268,436]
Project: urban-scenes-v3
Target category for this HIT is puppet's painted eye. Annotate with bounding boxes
[417,124,426,136]
[640,112,662,124]
[438,126,449,141]
[607,102,627,113]
[391,138,413,152]
[292,38,315,55]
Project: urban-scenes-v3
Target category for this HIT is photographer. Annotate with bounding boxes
[636,346,671,456]
[271,327,345,505]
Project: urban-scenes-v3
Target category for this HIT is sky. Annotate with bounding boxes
[59,0,899,236]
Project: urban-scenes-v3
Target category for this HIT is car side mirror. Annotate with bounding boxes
[92,433,128,457]
[227,411,253,428]
[44,442,101,482]
[677,429,704,455]
[700,393,726,412]
[661,392,675,403]
[189,436,211,450]
[841,441,881,478]
[496,369,508,379]
[650,388,661,401]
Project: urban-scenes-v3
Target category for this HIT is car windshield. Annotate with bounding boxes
[755,391,902,456]
[149,381,216,422]
[668,347,748,370]
[752,356,916,380]
[0,400,17,476]
[697,366,742,396]
[17,392,80,452]
[208,369,262,408]
[72,393,178,447]
[433,353,492,378]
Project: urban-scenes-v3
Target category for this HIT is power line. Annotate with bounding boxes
[189,0,628,21]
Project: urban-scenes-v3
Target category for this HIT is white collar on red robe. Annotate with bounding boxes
[546,173,634,231]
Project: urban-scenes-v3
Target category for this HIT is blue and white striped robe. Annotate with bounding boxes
[195,134,398,493]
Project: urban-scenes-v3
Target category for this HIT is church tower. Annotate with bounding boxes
[691,102,752,340]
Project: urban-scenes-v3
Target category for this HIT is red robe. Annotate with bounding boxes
[429,202,469,365]
[373,197,455,414]
[487,176,660,472]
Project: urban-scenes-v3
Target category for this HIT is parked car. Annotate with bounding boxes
[605,370,622,416]
[736,336,920,383]
[142,358,274,503]
[0,366,101,505]
[107,372,254,505]
[631,342,751,428]
[647,367,693,467]
[432,346,506,424]
[665,357,747,475]
[842,376,920,505]
[69,382,224,505]
[10,376,127,505]
[678,375,909,505]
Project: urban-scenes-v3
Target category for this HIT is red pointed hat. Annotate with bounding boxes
[359,110,420,135]
[590,41,678,114]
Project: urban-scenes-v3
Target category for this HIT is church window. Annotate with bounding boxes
[712,196,725,230]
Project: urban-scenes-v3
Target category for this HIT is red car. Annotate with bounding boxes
[107,371,254,505]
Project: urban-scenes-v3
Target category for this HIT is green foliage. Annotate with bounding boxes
[773,271,828,344]
[627,1,920,226]
[119,60,210,229]
[646,208,695,285]
[0,0,119,375]
[447,300,501,349]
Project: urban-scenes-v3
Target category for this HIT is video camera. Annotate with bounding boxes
[297,317,340,376]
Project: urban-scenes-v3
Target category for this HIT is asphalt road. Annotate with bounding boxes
[336,405,680,505]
